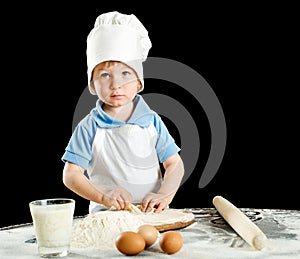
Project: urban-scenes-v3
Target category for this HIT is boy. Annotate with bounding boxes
[62,11,184,214]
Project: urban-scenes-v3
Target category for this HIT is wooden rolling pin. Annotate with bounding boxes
[212,195,268,250]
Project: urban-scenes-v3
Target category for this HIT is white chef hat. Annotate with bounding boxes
[86,11,152,95]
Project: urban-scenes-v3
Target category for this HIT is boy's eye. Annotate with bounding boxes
[122,71,131,76]
[100,72,110,78]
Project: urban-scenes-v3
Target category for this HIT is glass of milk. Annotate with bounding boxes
[29,198,75,258]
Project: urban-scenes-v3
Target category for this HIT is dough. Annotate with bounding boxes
[135,208,195,231]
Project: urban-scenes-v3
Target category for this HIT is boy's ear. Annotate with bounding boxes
[137,81,143,92]
[89,81,96,94]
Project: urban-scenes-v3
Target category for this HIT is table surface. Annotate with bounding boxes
[1,208,300,258]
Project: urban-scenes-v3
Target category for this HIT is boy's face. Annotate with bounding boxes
[91,61,141,108]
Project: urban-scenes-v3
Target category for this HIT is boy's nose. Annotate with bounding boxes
[110,76,123,89]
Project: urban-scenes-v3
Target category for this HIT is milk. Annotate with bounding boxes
[29,198,75,258]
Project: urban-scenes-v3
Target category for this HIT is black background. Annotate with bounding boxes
[1,3,298,228]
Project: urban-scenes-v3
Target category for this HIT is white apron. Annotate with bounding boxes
[88,122,162,212]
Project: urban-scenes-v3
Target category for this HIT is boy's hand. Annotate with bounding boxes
[101,187,132,210]
[141,192,170,213]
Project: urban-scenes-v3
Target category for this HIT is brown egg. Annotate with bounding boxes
[137,224,159,247]
[159,230,183,254]
[115,231,145,255]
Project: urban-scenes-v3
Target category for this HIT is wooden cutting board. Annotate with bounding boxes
[134,208,195,232]
[154,219,195,232]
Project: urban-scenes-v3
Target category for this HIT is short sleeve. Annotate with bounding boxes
[153,114,181,162]
[61,117,97,170]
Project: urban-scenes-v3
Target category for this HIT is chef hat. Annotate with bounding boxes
[86,11,152,95]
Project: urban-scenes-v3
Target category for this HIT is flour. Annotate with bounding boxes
[71,210,145,249]
[71,209,195,250]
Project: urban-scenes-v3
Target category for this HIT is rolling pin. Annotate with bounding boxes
[212,195,268,250]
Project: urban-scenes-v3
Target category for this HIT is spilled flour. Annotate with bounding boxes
[71,210,145,249]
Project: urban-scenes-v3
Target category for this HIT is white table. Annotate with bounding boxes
[1,208,300,258]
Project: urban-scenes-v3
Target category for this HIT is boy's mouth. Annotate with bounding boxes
[111,94,123,98]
